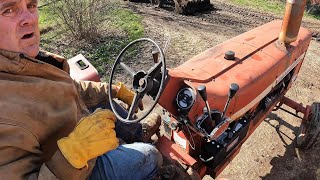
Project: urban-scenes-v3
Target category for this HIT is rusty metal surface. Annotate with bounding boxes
[156,19,312,179]
[279,0,308,45]
[159,20,312,123]
[280,96,307,113]
[279,96,311,120]
[156,136,197,166]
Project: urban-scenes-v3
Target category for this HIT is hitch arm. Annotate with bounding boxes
[278,96,311,121]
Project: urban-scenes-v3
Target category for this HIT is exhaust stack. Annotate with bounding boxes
[279,0,307,47]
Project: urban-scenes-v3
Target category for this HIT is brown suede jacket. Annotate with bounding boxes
[0,50,113,180]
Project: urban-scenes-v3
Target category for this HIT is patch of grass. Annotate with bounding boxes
[88,8,144,81]
[38,5,56,30]
[308,12,320,20]
[229,0,320,20]
[107,8,144,41]
[229,0,285,14]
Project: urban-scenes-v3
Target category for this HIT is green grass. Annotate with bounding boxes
[229,0,320,19]
[309,12,320,20]
[89,8,144,80]
[38,5,56,30]
[38,4,144,81]
[107,8,144,41]
[229,0,285,14]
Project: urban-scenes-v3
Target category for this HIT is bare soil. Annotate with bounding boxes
[123,1,320,179]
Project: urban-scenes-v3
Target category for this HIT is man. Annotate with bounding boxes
[0,0,162,179]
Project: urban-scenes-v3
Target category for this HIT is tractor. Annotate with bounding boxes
[126,0,212,14]
[69,0,319,178]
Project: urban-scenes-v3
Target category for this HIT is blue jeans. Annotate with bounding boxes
[89,102,162,180]
[90,143,162,180]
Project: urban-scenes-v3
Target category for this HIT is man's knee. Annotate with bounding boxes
[144,143,163,169]
[124,143,163,172]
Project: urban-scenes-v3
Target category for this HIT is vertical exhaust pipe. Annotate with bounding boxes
[279,0,308,47]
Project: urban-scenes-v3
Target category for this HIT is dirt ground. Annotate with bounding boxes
[122,1,320,179]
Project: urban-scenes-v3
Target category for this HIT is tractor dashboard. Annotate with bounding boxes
[176,87,196,112]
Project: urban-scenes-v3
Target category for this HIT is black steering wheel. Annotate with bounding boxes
[108,38,167,123]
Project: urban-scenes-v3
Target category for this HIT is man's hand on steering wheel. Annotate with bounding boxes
[114,82,144,112]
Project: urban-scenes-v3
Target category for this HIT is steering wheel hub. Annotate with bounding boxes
[133,71,148,93]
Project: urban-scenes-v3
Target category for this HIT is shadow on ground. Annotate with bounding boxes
[262,113,320,180]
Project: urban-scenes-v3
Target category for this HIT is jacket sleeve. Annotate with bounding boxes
[0,124,96,180]
[45,151,96,180]
[0,124,42,180]
[73,80,118,108]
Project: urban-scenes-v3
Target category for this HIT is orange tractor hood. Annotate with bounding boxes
[159,20,312,122]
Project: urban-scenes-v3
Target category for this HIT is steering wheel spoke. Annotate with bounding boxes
[120,62,136,78]
[126,93,143,120]
[147,61,163,79]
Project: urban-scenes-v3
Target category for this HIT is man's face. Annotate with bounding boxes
[0,0,40,57]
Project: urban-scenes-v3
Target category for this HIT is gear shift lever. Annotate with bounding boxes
[198,85,212,121]
[206,83,239,141]
[222,83,239,118]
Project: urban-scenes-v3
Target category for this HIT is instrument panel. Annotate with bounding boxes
[176,87,196,111]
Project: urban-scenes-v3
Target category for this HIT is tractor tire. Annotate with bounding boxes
[173,0,183,14]
[150,0,164,8]
[297,102,320,149]
[173,0,212,15]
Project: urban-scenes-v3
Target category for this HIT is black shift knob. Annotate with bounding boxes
[198,85,208,102]
[228,83,239,99]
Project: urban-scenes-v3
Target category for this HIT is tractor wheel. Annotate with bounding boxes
[173,0,212,15]
[174,0,184,14]
[150,0,163,8]
[297,102,320,149]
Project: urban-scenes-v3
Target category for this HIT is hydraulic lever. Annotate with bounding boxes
[152,49,159,63]
[208,83,239,141]
[221,83,239,118]
[198,85,212,121]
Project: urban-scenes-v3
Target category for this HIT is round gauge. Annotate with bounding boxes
[176,87,196,110]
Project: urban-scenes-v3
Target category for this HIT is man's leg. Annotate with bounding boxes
[90,143,162,180]
[89,101,163,179]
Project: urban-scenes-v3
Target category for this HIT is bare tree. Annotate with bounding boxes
[46,0,112,41]
[307,0,320,14]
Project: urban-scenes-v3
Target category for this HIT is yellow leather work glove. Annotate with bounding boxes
[57,109,119,169]
[115,82,144,111]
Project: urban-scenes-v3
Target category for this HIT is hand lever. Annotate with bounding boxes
[152,50,160,63]
[198,85,212,121]
[221,83,239,118]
